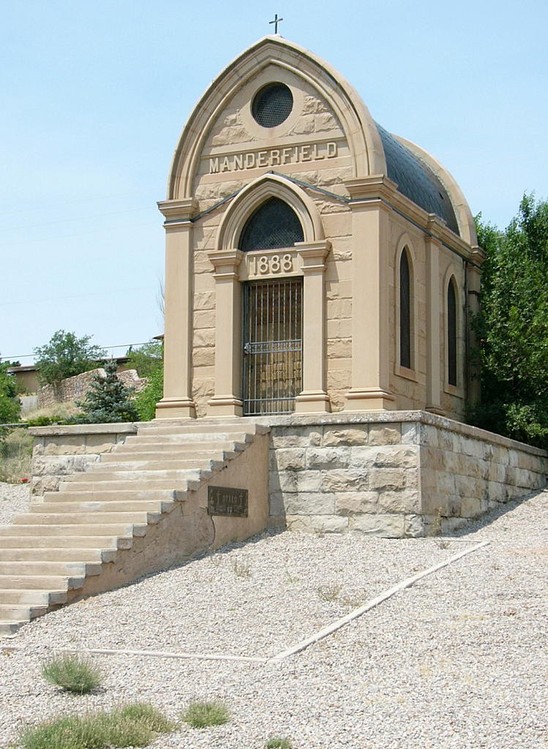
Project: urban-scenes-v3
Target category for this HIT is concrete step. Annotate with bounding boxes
[0,548,115,563]
[0,620,28,636]
[0,603,48,621]
[0,535,130,549]
[0,561,102,577]
[12,512,157,526]
[0,575,83,590]
[0,524,145,537]
[136,420,269,436]
[66,468,203,482]
[100,452,227,471]
[132,427,255,445]
[31,500,172,515]
[110,442,240,458]
[59,471,199,494]
[123,435,248,450]
[50,489,186,503]
[0,589,68,605]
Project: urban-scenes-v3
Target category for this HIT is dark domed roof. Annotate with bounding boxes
[376,123,459,235]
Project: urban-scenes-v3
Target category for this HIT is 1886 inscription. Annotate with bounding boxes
[208,486,248,517]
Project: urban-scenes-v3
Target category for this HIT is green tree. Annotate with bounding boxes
[34,330,105,387]
[0,362,20,424]
[127,340,164,421]
[78,360,139,423]
[126,340,163,378]
[471,194,548,448]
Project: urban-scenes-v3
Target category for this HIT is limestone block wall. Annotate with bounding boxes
[29,424,137,497]
[259,412,547,537]
[38,369,146,409]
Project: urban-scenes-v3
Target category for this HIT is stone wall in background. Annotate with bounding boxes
[37,368,146,409]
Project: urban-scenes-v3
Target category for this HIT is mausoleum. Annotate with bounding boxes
[156,35,483,421]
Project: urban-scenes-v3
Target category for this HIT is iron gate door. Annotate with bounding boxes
[242,278,303,415]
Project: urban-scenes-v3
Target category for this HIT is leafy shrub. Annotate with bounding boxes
[133,366,163,421]
[265,739,293,749]
[42,654,102,694]
[181,700,230,728]
[34,330,104,387]
[0,362,20,424]
[19,703,174,749]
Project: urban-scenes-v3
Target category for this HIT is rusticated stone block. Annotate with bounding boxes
[296,471,323,492]
[348,513,405,538]
[368,426,401,445]
[368,469,406,491]
[270,428,321,449]
[323,427,368,447]
[377,490,420,513]
[286,514,349,533]
[285,492,336,515]
[335,491,378,515]
[404,514,426,538]
[349,447,377,470]
[272,448,307,471]
[322,469,368,492]
[373,446,417,469]
[306,447,350,470]
[32,455,98,477]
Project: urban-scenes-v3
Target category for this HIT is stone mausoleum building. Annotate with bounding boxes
[156,35,483,422]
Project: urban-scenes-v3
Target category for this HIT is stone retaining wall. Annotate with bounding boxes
[256,411,547,537]
[28,412,546,537]
[29,423,138,497]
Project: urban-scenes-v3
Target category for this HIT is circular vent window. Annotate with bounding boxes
[252,83,293,128]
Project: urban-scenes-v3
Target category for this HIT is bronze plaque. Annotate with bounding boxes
[208,486,248,517]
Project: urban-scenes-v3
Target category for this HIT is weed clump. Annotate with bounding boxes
[42,654,102,694]
[181,700,230,728]
[19,702,175,749]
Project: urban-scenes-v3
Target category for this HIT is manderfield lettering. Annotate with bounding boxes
[209,141,338,174]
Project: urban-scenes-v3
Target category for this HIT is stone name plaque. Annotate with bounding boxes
[208,486,248,517]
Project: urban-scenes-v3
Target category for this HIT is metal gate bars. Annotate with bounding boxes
[242,278,303,415]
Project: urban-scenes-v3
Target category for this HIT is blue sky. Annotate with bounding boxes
[1,0,546,363]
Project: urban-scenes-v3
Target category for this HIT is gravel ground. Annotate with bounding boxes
[0,482,546,748]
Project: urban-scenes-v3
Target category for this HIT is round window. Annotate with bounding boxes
[252,83,293,128]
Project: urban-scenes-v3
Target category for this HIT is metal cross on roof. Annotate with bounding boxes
[269,13,283,34]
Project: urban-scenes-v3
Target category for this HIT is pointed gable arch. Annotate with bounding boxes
[168,36,386,200]
[215,172,324,251]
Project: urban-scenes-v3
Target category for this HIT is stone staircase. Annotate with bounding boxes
[0,419,270,636]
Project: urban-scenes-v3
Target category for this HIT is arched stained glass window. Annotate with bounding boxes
[400,249,412,369]
[447,278,458,386]
[239,197,304,252]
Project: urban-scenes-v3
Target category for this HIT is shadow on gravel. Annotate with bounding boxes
[445,488,546,538]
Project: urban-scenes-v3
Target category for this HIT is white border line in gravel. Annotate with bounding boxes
[1,540,490,663]
[270,539,490,661]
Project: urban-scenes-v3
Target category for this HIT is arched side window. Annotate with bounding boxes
[399,248,412,369]
[239,197,304,251]
[447,276,458,386]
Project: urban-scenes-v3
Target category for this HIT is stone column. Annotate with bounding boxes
[207,250,244,417]
[425,222,443,414]
[294,240,331,413]
[155,199,197,419]
[344,178,395,411]
[466,247,484,408]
